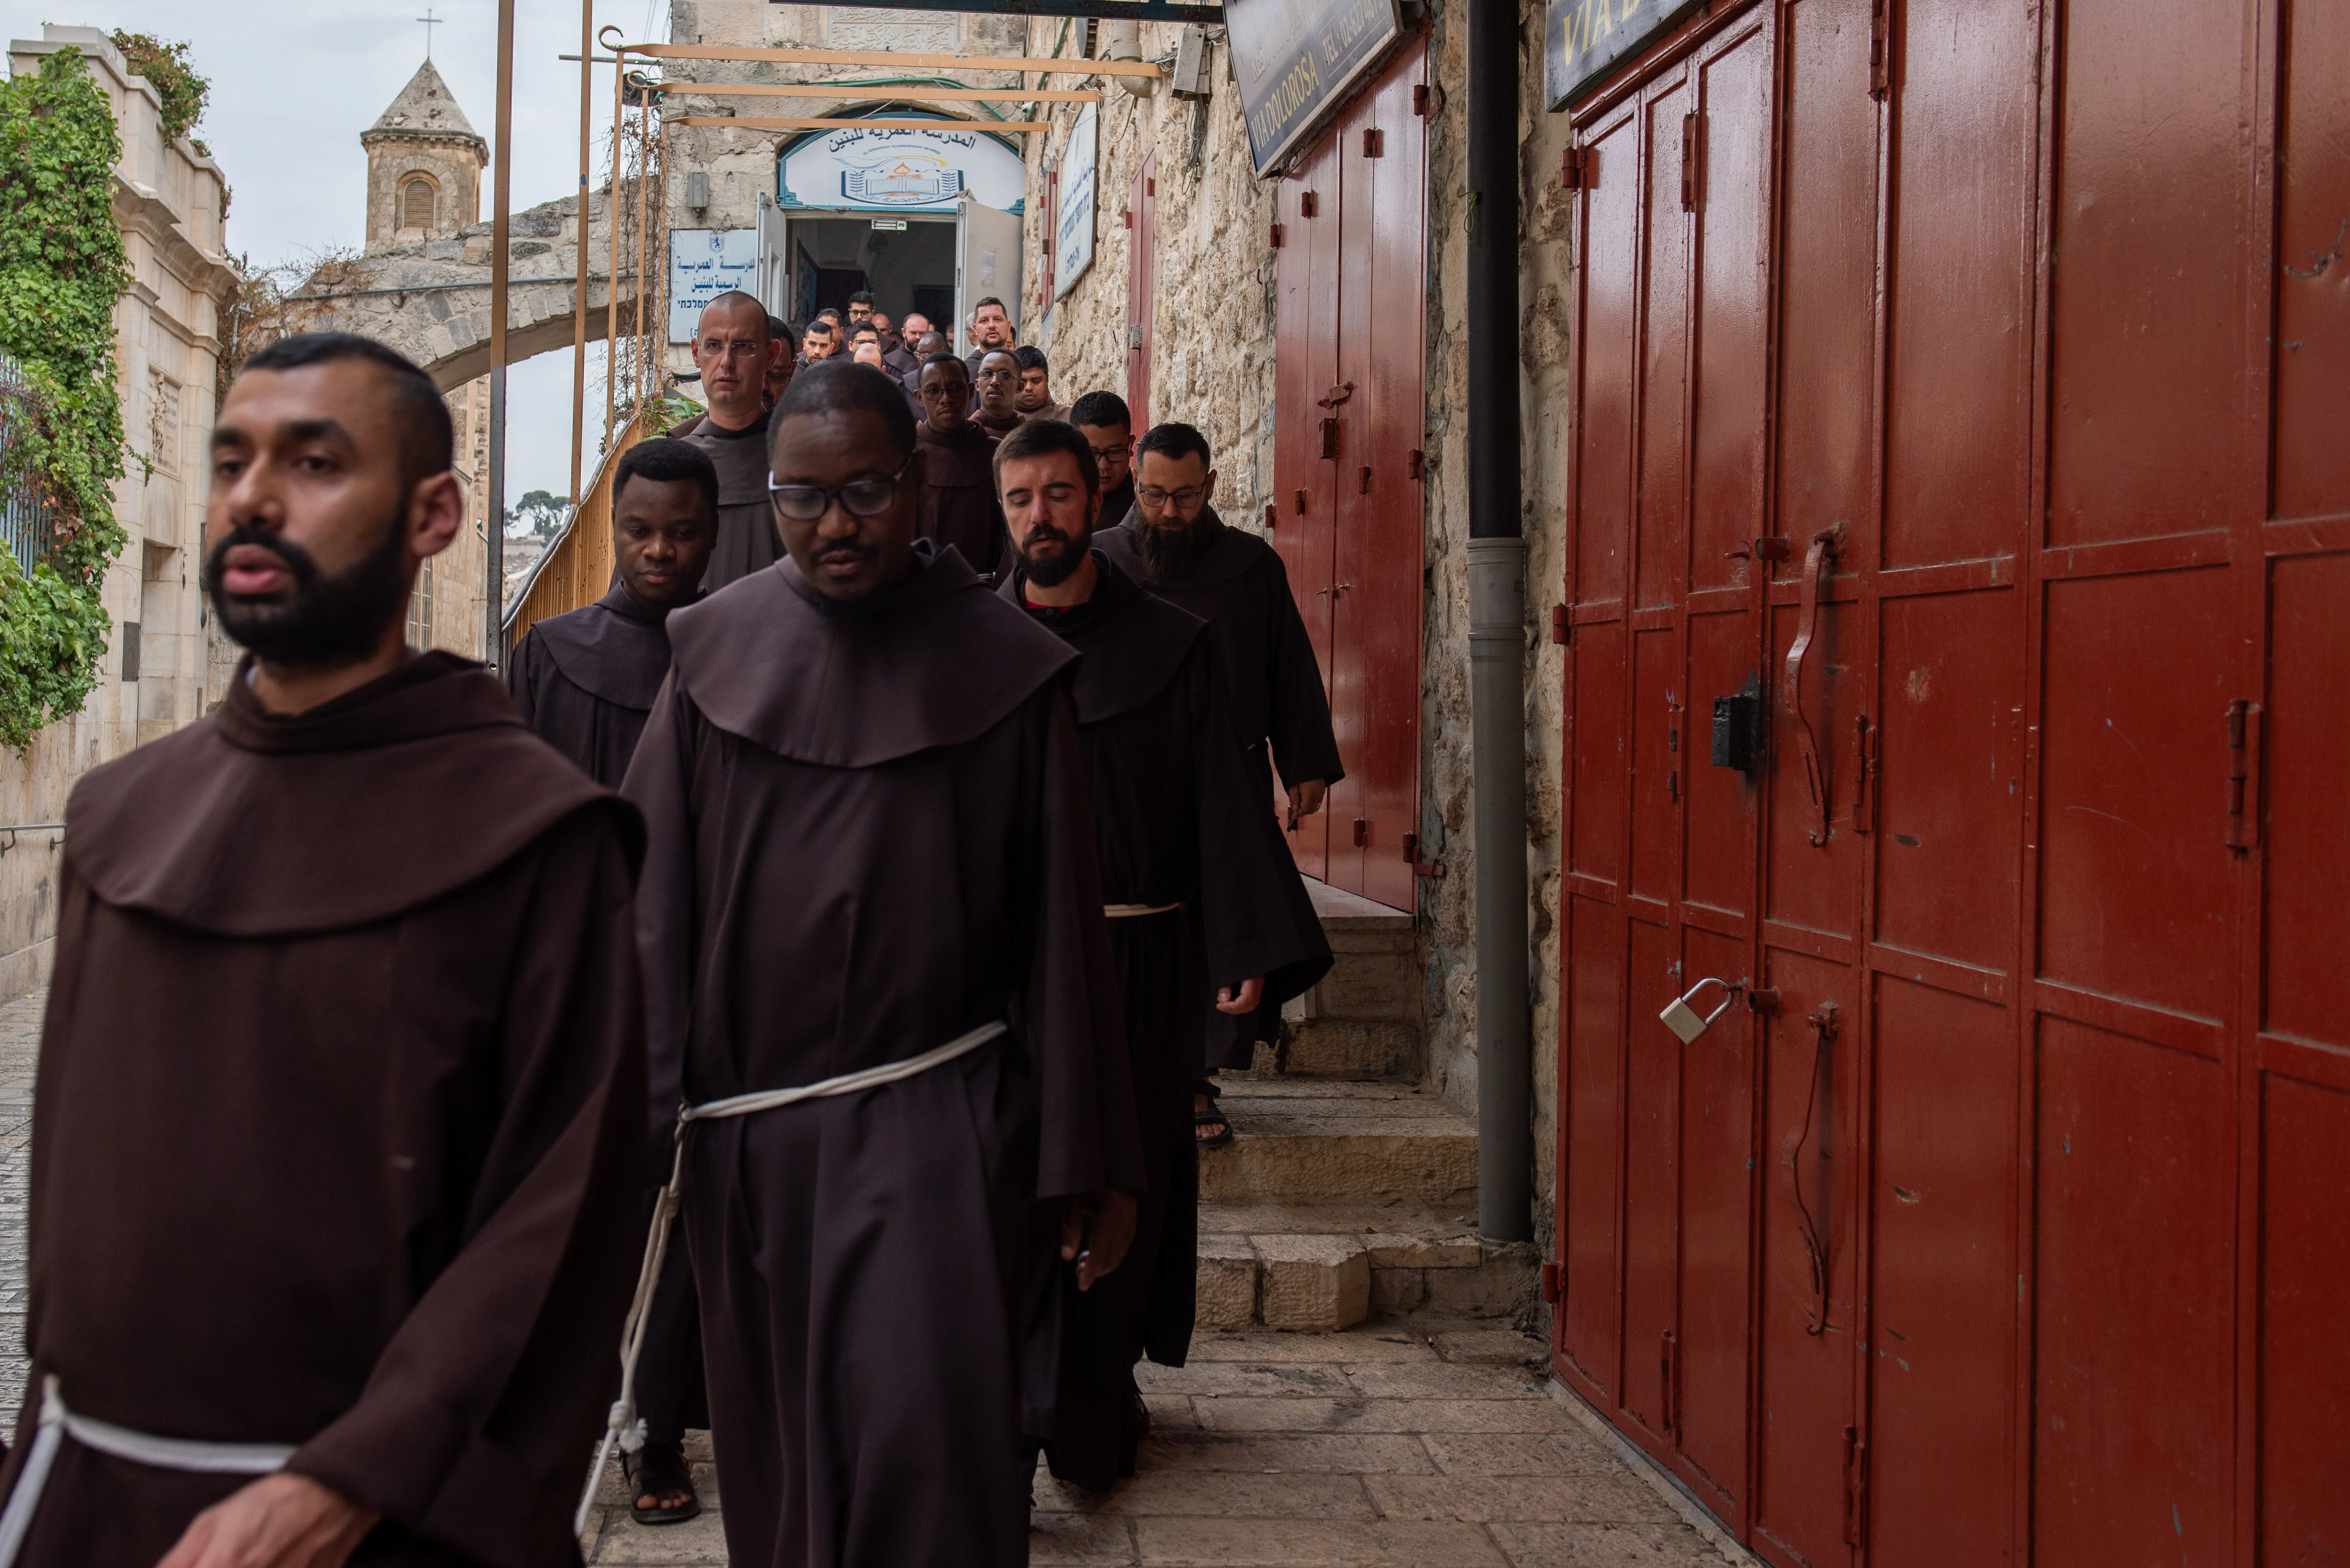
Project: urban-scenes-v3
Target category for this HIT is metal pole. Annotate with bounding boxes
[569,0,592,505]
[606,54,624,449]
[485,0,515,671]
[1467,0,1530,1245]
[635,98,653,409]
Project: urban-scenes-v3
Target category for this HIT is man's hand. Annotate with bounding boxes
[157,1472,378,1568]
[1216,976,1265,1016]
[1285,779,1327,831]
[1058,1190,1139,1292]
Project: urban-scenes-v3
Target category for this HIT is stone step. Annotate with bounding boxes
[1193,1198,1539,1334]
[1243,878,1422,1082]
[1199,1079,1478,1205]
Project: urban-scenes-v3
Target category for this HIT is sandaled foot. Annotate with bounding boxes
[625,1442,701,1526]
[1194,1082,1232,1149]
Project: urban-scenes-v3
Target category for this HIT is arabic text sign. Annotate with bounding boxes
[1054,105,1099,301]
[1226,0,1401,175]
[667,228,757,343]
[778,123,1026,213]
[1545,0,1707,109]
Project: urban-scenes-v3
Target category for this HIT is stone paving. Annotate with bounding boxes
[0,984,1732,1567]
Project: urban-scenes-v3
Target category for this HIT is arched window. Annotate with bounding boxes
[399,175,437,232]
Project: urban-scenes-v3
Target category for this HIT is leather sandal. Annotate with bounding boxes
[624,1441,702,1526]
[1194,1079,1233,1149]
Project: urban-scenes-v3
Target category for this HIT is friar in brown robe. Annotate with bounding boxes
[911,352,1006,577]
[992,420,1333,1490]
[622,361,1142,1568]
[0,333,645,1568]
[505,435,715,1526]
[671,290,786,590]
[1095,422,1341,1081]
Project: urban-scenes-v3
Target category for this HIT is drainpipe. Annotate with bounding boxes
[1466,0,1531,1245]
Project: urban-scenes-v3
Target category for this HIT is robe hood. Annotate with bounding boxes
[665,539,1076,767]
[1001,550,1207,725]
[1095,505,1266,591]
[67,651,639,937]
[532,582,691,711]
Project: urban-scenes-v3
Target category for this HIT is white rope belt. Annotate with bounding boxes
[0,1376,296,1567]
[574,1018,1007,1535]
[1103,902,1180,918]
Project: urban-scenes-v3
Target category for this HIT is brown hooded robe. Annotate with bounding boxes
[621,543,1141,1568]
[0,652,646,1568]
[914,418,1005,578]
[1004,552,1333,1490]
[1094,508,1342,1068]
[673,407,780,590]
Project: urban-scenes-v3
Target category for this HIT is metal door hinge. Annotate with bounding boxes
[1852,714,1875,834]
[1362,127,1385,157]
[1562,144,1595,190]
[1264,502,1279,532]
[1551,605,1570,645]
[1300,190,1318,217]
[1843,1425,1871,1544]
[1294,487,1308,515]
[1539,1260,1563,1302]
[2226,699,2264,851]
[1122,208,1133,228]
[1146,175,1156,195]
[1403,831,1447,878]
[1407,448,1424,479]
[1358,464,1372,495]
[1320,417,1340,458]
[1269,221,1285,248]
[1869,0,1892,101]
[1412,82,1432,116]
[1352,817,1369,848]
[1679,112,1703,211]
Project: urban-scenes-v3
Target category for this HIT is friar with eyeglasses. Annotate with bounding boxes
[1094,421,1340,1141]
[669,290,789,590]
[911,351,1007,577]
[620,361,1143,1568]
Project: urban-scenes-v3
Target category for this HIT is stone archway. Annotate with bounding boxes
[296,187,645,391]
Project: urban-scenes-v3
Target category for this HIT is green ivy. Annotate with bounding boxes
[0,47,132,749]
[108,32,209,145]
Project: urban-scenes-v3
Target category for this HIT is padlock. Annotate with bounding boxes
[1659,977,1737,1044]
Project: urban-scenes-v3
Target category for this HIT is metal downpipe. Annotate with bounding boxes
[1466,0,1530,1244]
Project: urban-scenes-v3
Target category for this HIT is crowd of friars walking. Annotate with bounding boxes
[0,281,1347,1568]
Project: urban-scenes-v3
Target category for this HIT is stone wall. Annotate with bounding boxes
[1,26,235,995]
[1022,1,1575,1249]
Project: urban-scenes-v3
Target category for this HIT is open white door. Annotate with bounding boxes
[954,197,1023,346]
[753,194,789,318]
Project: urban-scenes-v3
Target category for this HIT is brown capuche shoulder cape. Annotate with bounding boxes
[914,418,1006,578]
[5,651,647,1568]
[1003,552,1332,1489]
[673,406,779,590]
[507,581,694,788]
[621,541,1141,1568]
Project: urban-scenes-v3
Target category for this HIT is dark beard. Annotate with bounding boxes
[1020,522,1089,587]
[1138,516,1193,582]
[205,510,413,666]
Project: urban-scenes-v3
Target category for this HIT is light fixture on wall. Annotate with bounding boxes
[684,170,711,211]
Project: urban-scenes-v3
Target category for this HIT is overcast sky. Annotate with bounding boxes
[2,0,668,502]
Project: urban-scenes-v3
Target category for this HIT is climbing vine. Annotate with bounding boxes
[108,32,209,145]
[0,47,133,749]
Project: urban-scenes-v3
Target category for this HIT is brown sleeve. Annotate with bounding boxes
[1030,684,1146,1199]
[285,809,648,1567]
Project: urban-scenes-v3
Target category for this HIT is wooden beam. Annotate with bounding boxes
[654,82,1099,103]
[773,0,1219,18]
[616,42,1160,78]
[673,115,1052,132]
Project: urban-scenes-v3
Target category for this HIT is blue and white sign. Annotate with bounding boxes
[777,121,1027,214]
[1053,105,1098,302]
[668,227,757,343]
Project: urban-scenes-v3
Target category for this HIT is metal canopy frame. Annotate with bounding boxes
[655,82,1101,103]
[619,42,1161,79]
[673,114,1052,133]
[764,0,1220,18]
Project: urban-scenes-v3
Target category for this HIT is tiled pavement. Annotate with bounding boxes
[0,985,1732,1567]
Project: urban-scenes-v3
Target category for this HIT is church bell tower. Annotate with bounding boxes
[362,59,486,251]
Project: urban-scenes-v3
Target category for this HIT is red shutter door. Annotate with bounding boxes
[1272,132,1339,882]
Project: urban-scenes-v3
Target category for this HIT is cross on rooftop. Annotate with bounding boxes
[416,8,441,58]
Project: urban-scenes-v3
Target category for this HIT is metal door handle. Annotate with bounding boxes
[1783,528,1840,846]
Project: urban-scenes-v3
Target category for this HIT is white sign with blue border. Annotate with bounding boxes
[1053,105,1098,302]
[668,228,757,343]
[778,121,1027,213]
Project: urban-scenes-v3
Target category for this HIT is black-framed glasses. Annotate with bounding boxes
[769,459,914,522]
[1137,485,1206,508]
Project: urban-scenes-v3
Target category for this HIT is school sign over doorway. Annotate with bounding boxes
[1226,0,1402,176]
[776,121,1027,213]
[1544,0,1706,109]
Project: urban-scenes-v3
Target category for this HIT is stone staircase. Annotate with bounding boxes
[1194,880,1537,1335]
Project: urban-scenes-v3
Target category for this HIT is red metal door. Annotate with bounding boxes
[1126,152,1155,425]
[1555,0,2347,1561]
[1271,40,1428,909]
[1272,133,1338,881]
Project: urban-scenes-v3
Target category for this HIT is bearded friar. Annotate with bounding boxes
[994,419,1332,1490]
[1092,421,1340,1135]
[0,334,646,1568]
[621,363,1142,1568]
